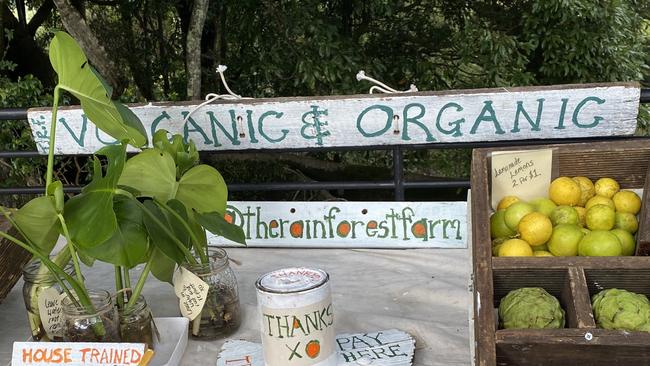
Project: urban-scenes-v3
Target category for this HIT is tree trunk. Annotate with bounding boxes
[53,0,127,96]
[186,0,209,100]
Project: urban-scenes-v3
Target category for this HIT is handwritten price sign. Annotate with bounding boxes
[173,267,209,321]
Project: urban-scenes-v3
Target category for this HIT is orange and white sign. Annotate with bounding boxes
[12,342,150,366]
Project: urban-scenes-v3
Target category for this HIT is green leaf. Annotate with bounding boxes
[64,144,127,248]
[48,31,147,147]
[150,248,176,284]
[12,196,60,253]
[164,199,190,249]
[77,250,96,267]
[141,200,186,263]
[195,211,246,245]
[176,165,228,214]
[152,130,199,178]
[118,149,177,202]
[81,196,148,268]
[46,180,64,213]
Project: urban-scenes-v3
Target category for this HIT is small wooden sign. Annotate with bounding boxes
[27,82,639,154]
[12,342,149,366]
[216,329,415,366]
[212,201,467,248]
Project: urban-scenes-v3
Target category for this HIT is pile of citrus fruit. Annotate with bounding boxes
[491,176,641,257]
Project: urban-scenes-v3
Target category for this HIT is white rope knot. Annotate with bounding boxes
[183,65,251,124]
[356,70,418,94]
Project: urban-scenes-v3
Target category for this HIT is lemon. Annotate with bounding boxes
[547,224,584,256]
[574,206,587,227]
[490,210,516,239]
[549,177,581,206]
[585,204,616,231]
[504,202,535,231]
[578,231,622,256]
[585,195,615,210]
[550,206,579,226]
[612,190,641,215]
[529,197,557,217]
[518,212,553,246]
[534,250,554,257]
[615,212,639,233]
[492,238,507,256]
[497,196,521,210]
[573,176,595,206]
[498,239,534,257]
[610,229,636,256]
[594,177,620,199]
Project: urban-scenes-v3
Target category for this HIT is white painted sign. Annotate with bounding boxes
[216,329,415,366]
[12,342,148,366]
[27,83,639,154]
[211,201,467,248]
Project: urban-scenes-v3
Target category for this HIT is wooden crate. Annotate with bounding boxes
[471,139,650,366]
[0,217,31,302]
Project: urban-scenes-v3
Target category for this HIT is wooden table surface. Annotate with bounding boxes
[0,248,472,366]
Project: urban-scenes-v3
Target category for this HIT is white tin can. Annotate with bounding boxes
[256,267,336,366]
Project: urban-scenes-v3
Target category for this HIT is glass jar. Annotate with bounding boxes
[61,289,121,342]
[119,295,155,350]
[22,260,75,341]
[184,247,241,339]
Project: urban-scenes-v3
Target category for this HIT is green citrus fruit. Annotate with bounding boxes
[550,206,579,226]
[547,224,584,257]
[585,204,616,231]
[530,197,557,217]
[610,229,636,256]
[578,231,622,256]
[504,202,535,231]
[490,210,516,239]
[614,212,639,234]
[518,212,553,246]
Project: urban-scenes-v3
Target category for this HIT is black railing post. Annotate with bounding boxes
[393,146,405,201]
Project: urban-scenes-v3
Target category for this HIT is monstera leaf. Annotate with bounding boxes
[64,144,127,248]
[195,211,246,245]
[152,130,199,178]
[141,200,187,264]
[119,148,227,215]
[150,248,176,284]
[12,195,61,254]
[49,31,147,147]
[81,195,148,268]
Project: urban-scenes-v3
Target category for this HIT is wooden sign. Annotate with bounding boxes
[12,342,150,366]
[210,201,467,248]
[216,329,415,366]
[27,82,639,154]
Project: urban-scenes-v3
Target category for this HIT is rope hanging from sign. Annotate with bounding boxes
[183,65,252,125]
[356,70,418,94]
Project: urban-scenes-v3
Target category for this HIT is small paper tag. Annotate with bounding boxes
[37,287,66,339]
[491,149,553,210]
[172,267,209,321]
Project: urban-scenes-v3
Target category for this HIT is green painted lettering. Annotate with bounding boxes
[436,102,464,137]
[357,105,393,137]
[95,127,119,145]
[311,219,327,239]
[401,103,435,141]
[255,207,268,239]
[511,98,545,133]
[300,106,330,145]
[206,111,240,147]
[258,110,288,143]
[350,220,363,239]
[555,98,569,130]
[428,219,442,239]
[470,101,505,135]
[181,112,213,144]
[59,116,88,147]
[572,96,605,128]
[150,111,171,136]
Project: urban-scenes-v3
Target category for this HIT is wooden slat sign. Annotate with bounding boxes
[210,201,467,248]
[27,82,639,154]
[216,329,415,366]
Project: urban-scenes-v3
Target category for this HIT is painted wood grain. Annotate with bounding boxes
[213,201,467,248]
[216,329,415,366]
[27,83,639,154]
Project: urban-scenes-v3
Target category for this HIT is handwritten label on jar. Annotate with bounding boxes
[37,287,66,339]
[173,267,209,321]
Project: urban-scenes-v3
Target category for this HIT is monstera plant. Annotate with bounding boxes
[0,31,244,343]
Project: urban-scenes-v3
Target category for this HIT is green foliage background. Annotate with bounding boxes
[2,0,649,202]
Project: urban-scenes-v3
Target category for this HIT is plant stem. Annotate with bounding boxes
[115,266,124,310]
[125,255,154,311]
[46,86,60,191]
[135,200,198,265]
[123,267,131,293]
[154,198,208,264]
[57,214,86,287]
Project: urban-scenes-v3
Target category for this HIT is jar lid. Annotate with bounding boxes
[256,267,328,294]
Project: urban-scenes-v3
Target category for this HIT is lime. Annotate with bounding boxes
[549,177,581,206]
[594,177,620,199]
[612,190,641,215]
[578,231,622,256]
[490,210,516,239]
[518,212,553,246]
[497,196,521,210]
[585,204,616,231]
[615,212,639,234]
[530,197,557,217]
[610,229,636,256]
[547,224,584,256]
[550,206,579,226]
[504,202,535,231]
[498,239,534,257]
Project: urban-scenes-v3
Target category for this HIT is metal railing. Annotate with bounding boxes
[2,89,649,200]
